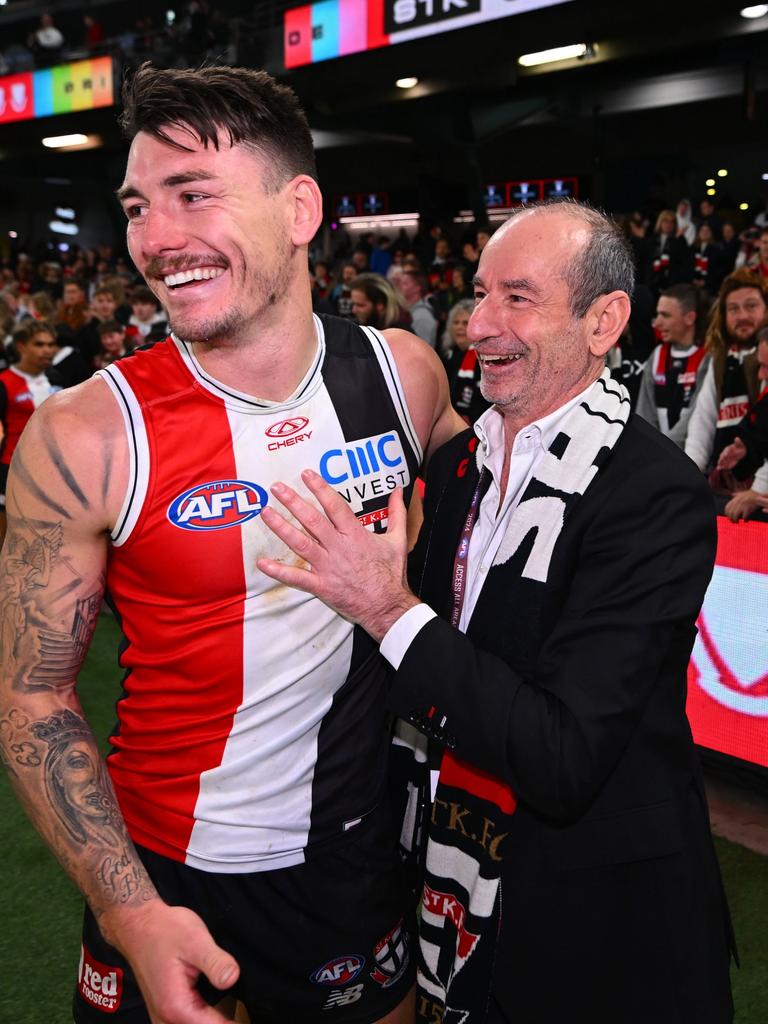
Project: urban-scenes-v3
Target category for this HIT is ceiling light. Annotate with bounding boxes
[762,173,768,180]
[706,188,717,196]
[395,77,418,89]
[42,134,89,149]
[8,230,18,238]
[717,168,728,177]
[740,5,768,18]
[705,178,716,187]
[49,220,79,235]
[518,43,589,68]
[740,202,750,211]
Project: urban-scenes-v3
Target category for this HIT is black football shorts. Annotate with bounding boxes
[73,804,416,1023]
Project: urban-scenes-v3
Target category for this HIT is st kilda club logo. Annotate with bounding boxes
[265,416,312,452]
[691,563,768,717]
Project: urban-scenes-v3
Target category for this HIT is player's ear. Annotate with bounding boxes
[587,291,631,357]
[289,176,323,247]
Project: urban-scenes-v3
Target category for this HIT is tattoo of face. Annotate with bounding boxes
[30,710,122,847]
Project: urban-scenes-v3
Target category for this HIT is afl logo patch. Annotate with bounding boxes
[167,480,268,531]
[265,416,309,438]
[310,955,366,986]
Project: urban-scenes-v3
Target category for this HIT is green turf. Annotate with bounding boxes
[1,614,766,1022]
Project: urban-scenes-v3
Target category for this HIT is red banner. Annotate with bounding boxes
[687,518,768,769]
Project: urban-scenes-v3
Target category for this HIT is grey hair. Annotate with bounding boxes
[447,298,475,337]
[502,198,636,318]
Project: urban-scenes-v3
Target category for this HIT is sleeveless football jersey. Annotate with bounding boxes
[98,315,422,872]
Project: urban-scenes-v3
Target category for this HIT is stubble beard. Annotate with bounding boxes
[169,240,294,345]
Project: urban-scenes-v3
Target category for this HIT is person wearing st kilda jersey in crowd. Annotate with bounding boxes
[636,284,708,448]
[685,268,768,489]
[716,330,768,521]
[692,223,726,298]
[444,300,490,425]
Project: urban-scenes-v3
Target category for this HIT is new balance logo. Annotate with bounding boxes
[323,984,364,1010]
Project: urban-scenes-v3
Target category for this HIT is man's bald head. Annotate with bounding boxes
[491,200,635,318]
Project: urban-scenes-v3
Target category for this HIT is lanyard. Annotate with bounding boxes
[450,467,492,629]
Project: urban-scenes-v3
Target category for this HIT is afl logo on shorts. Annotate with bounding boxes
[310,954,366,986]
[265,416,309,438]
[167,480,268,531]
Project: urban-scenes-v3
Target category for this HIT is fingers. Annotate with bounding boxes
[387,487,408,541]
[299,469,361,530]
[256,555,321,597]
[269,481,334,546]
[261,504,322,563]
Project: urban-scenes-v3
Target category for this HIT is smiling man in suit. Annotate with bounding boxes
[259,199,735,1024]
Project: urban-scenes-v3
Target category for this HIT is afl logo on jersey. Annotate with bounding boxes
[265,417,309,438]
[167,480,268,531]
[310,954,366,986]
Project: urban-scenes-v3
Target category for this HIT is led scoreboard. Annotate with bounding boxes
[284,0,572,69]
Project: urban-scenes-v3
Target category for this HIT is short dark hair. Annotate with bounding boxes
[14,320,56,345]
[131,285,159,307]
[120,63,317,192]
[660,283,699,316]
[97,319,125,337]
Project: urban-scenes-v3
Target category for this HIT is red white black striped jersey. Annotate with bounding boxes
[97,315,421,872]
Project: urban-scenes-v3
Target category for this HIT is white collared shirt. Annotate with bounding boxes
[380,384,593,668]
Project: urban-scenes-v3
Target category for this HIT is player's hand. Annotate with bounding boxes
[103,901,240,1023]
[257,470,420,642]
[724,489,768,523]
[717,438,747,471]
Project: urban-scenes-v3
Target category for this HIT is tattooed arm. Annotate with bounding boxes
[0,380,239,1023]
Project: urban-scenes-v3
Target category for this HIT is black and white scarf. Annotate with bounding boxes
[393,370,631,1023]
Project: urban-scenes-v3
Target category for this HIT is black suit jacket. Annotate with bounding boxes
[388,414,734,1023]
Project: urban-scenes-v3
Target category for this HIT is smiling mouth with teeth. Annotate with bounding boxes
[163,267,226,289]
[479,353,524,365]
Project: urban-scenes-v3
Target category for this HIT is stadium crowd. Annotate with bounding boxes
[2,192,768,550]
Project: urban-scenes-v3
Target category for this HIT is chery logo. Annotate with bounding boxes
[265,417,309,438]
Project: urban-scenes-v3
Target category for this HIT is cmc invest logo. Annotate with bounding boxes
[691,564,768,717]
[265,417,309,438]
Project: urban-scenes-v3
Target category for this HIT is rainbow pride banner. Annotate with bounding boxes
[0,56,114,125]
[284,0,570,69]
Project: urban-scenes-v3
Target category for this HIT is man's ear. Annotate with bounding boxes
[587,291,632,357]
[289,176,323,247]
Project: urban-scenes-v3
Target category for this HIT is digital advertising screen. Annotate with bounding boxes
[483,183,507,209]
[687,517,768,772]
[361,191,389,214]
[334,194,360,217]
[508,180,542,205]
[284,0,572,70]
[0,57,114,125]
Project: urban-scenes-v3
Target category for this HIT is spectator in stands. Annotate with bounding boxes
[330,262,356,319]
[720,222,741,275]
[94,320,133,370]
[646,209,692,295]
[73,286,122,364]
[48,322,92,391]
[55,279,89,336]
[82,15,105,52]
[370,237,394,277]
[26,291,56,322]
[443,299,490,425]
[38,261,63,300]
[692,223,725,298]
[0,321,59,546]
[716,329,768,521]
[350,249,369,274]
[28,13,64,68]
[636,284,708,447]
[685,268,768,480]
[697,197,723,240]
[451,263,473,302]
[125,286,168,344]
[349,273,408,330]
[395,269,438,348]
[100,276,132,325]
[675,198,696,246]
[746,227,768,281]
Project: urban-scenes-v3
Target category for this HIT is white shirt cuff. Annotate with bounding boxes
[379,603,437,670]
